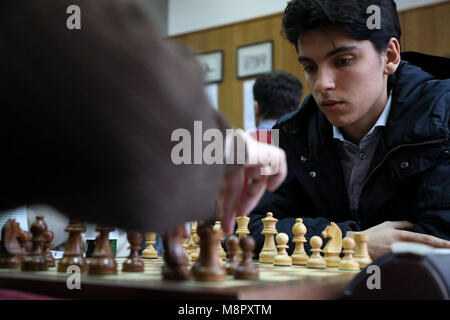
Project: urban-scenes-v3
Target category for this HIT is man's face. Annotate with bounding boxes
[297,26,388,136]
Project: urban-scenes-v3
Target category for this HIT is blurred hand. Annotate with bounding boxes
[347,221,450,260]
[217,130,287,234]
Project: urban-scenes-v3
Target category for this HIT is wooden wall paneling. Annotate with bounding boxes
[170,2,450,128]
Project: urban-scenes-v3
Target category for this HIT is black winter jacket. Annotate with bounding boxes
[249,52,450,255]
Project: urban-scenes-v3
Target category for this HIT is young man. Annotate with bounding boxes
[253,71,303,131]
[249,0,450,259]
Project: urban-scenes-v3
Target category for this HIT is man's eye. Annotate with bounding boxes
[303,65,316,72]
[336,57,353,66]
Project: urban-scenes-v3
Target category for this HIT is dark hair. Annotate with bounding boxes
[253,70,303,120]
[282,0,401,53]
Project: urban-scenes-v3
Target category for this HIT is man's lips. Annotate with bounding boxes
[320,100,343,111]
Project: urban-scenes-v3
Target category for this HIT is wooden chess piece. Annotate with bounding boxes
[213,221,227,261]
[321,222,342,267]
[19,229,31,255]
[181,236,191,264]
[235,216,250,261]
[142,232,158,259]
[122,231,145,272]
[225,235,239,275]
[259,212,278,263]
[58,221,87,272]
[235,236,259,280]
[88,225,117,275]
[0,219,30,268]
[43,230,56,267]
[188,222,200,262]
[354,233,372,269]
[192,221,226,282]
[273,233,292,266]
[190,234,200,262]
[339,237,360,271]
[22,216,49,271]
[291,218,309,266]
[162,225,191,280]
[306,236,327,269]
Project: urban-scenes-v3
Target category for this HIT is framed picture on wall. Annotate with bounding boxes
[237,41,273,79]
[196,50,223,84]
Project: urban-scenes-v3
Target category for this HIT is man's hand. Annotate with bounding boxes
[217,132,287,234]
[347,221,450,260]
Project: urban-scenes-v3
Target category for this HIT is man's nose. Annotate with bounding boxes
[314,67,336,93]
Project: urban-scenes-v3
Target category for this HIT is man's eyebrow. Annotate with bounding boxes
[297,45,359,63]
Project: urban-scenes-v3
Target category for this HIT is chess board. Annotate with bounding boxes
[0,257,359,299]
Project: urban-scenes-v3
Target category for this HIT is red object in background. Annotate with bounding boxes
[0,289,58,300]
[249,129,272,144]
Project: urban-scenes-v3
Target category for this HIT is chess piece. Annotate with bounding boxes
[339,237,361,271]
[22,216,49,271]
[181,236,191,264]
[306,236,326,269]
[235,236,259,280]
[321,222,342,267]
[58,221,87,272]
[192,221,226,282]
[273,233,292,266]
[259,212,278,263]
[290,218,309,266]
[0,219,30,268]
[235,216,250,261]
[213,221,227,261]
[188,222,200,262]
[225,235,239,275]
[43,230,56,267]
[354,233,372,269]
[88,225,117,275]
[122,231,145,272]
[19,229,31,255]
[162,225,191,280]
[142,232,158,259]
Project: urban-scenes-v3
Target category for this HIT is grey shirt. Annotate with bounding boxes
[333,94,392,216]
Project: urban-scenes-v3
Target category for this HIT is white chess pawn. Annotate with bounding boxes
[354,233,372,269]
[273,233,292,266]
[306,236,326,269]
[213,221,227,261]
[339,237,360,271]
[142,232,158,258]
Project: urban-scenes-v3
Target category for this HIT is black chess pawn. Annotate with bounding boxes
[57,221,87,272]
[162,225,191,280]
[225,235,239,275]
[88,225,117,275]
[234,236,259,280]
[122,231,145,272]
[192,221,226,282]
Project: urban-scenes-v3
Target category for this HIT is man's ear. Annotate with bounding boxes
[384,37,401,75]
[254,101,260,117]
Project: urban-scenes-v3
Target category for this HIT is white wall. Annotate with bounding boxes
[168,0,448,36]
[168,0,288,36]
